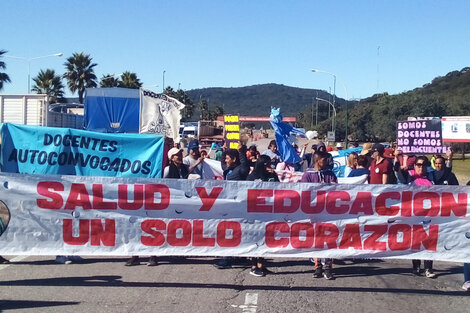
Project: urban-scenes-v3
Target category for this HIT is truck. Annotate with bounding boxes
[0,94,83,129]
[197,120,224,149]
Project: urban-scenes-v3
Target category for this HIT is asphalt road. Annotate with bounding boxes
[0,256,469,313]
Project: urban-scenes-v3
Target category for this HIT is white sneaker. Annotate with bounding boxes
[462,281,470,291]
[424,269,436,278]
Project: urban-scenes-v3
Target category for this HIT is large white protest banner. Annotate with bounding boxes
[1,172,470,262]
[139,89,185,142]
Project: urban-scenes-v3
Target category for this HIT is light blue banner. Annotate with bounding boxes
[1,123,164,178]
[332,147,364,177]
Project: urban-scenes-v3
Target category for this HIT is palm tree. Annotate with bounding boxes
[100,74,121,87]
[31,69,65,103]
[118,71,142,89]
[63,52,97,103]
[0,50,11,91]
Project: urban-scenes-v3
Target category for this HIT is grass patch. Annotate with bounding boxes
[450,159,470,185]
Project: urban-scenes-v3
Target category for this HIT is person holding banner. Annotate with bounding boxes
[463,265,470,291]
[246,155,280,277]
[215,144,250,269]
[300,151,337,280]
[221,144,249,181]
[164,148,189,179]
[431,156,458,186]
[183,140,204,179]
[0,196,9,264]
[394,154,437,278]
[125,144,184,267]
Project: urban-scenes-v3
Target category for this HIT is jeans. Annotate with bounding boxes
[412,259,432,270]
[314,258,333,270]
[464,263,470,282]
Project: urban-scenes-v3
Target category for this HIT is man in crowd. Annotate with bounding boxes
[183,140,204,178]
[369,143,393,184]
[300,151,337,280]
[315,142,334,170]
[214,143,250,269]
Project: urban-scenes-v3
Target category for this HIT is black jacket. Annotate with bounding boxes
[221,149,250,181]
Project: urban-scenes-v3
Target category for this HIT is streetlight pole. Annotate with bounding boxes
[312,69,336,110]
[162,70,166,92]
[5,53,63,93]
[310,97,313,129]
[316,97,336,133]
[311,68,349,146]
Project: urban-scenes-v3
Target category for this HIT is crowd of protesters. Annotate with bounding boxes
[127,137,467,287]
[2,135,469,291]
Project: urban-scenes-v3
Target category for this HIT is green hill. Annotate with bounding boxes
[333,67,470,142]
[186,83,344,118]
[185,68,470,143]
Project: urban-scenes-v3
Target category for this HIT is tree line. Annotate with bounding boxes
[2,49,469,136]
[0,50,201,121]
[300,67,470,143]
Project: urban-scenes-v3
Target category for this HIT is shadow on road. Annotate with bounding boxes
[0,275,468,297]
[0,300,79,312]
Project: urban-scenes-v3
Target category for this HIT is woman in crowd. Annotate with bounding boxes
[394,153,436,278]
[348,155,370,179]
[246,155,279,276]
[261,140,281,167]
[344,152,358,177]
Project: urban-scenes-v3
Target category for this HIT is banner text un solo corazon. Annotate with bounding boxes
[1,173,469,262]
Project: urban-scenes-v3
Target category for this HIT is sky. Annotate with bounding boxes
[1,0,470,100]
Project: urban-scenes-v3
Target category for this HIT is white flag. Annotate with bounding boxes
[140,89,185,142]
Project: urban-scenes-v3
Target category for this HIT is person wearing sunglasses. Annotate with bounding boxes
[394,154,436,278]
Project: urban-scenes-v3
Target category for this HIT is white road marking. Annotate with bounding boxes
[0,255,29,271]
[231,293,258,313]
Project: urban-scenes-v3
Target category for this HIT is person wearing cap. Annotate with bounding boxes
[126,147,189,267]
[164,147,189,179]
[183,140,204,178]
[369,143,393,185]
[336,142,344,151]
